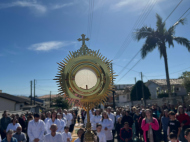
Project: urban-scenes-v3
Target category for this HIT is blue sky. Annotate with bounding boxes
[0,0,190,96]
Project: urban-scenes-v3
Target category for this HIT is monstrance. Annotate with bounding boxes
[55,34,115,141]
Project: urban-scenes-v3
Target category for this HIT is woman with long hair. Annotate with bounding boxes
[176,105,190,142]
[141,109,159,142]
[91,109,102,131]
[161,109,170,142]
[46,111,61,134]
[100,111,113,142]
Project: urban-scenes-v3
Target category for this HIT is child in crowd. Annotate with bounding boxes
[62,126,72,142]
[168,111,181,139]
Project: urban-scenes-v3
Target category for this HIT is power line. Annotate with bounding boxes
[117,59,142,83]
[117,49,141,75]
[113,0,156,60]
[164,0,183,22]
[178,7,190,20]
[144,66,190,77]
[116,0,186,83]
[113,63,140,73]
[87,0,94,47]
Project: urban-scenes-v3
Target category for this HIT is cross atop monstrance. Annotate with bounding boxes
[77,34,89,46]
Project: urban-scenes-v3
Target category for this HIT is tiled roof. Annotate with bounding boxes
[148,79,183,86]
[0,93,29,103]
[38,94,59,99]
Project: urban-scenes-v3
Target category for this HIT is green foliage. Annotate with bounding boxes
[52,96,69,109]
[157,93,169,98]
[130,80,151,101]
[179,71,190,92]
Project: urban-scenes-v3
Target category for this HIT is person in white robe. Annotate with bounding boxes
[63,109,72,128]
[96,124,106,142]
[74,129,84,142]
[44,124,62,142]
[62,126,72,142]
[57,113,65,133]
[91,109,102,131]
[6,117,21,132]
[27,113,45,142]
[46,111,61,134]
[107,107,115,139]
[100,111,113,142]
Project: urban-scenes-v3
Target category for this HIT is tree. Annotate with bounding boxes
[179,71,190,92]
[52,96,69,109]
[135,14,190,98]
[130,80,151,101]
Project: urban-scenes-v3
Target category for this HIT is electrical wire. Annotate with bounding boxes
[117,59,142,83]
[113,0,156,60]
[144,67,190,77]
[164,0,183,22]
[177,7,190,20]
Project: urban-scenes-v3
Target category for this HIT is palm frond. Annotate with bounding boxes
[157,43,166,58]
[141,36,157,59]
[135,26,154,41]
[156,13,166,34]
[165,34,174,48]
[173,37,190,52]
[168,18,186,36]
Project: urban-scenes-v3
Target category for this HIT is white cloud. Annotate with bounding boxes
[29,41,75,51]
[0,1,47,13]
[51,2,74,10]
[110,0,164,12]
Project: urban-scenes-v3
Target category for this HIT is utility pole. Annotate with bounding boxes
[30,80,32,105]
[111,63,115,110]
[141,72,145,106]
[135,77,138,100]
[50,91,52,107]
[34,79,35,105]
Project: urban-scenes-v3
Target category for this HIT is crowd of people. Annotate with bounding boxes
[0,103,190,142]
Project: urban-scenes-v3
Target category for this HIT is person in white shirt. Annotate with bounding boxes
[100,111,113,142]
[57,113,65,133]
[74,128,84,142]
[107,107,115,139]
[91,109,102,131]
[44,124,62,142]
[63,110,72,128]
[6,117,21,132]
[96,124,106,142]
[27,113,45,142]
[46,111,61,134]
[62,126,72,142]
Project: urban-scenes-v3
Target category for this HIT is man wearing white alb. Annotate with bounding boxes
[46,111,61,134]
[107,107,115,139]
[44,124,62,142]
[63,109,72,128]
[27,113,45,142]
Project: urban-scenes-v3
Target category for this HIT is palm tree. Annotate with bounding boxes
[135,14,190,99]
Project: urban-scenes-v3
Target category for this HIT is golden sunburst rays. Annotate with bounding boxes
[54,45,115,110]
